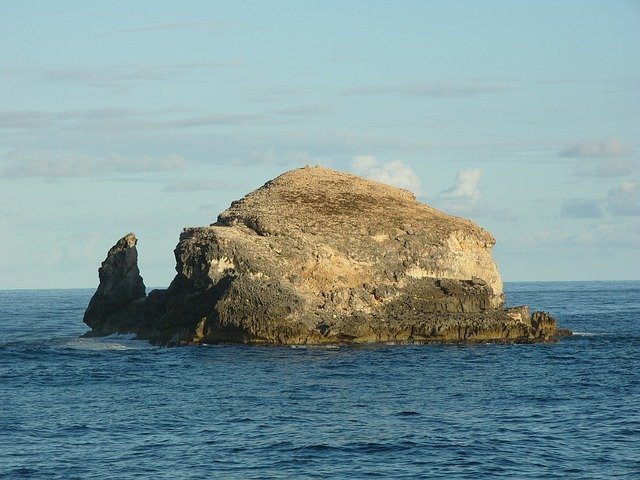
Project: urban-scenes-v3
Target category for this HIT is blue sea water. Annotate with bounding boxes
[0,281,639,479]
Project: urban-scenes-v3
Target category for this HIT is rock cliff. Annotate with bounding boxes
[84,166,569,345]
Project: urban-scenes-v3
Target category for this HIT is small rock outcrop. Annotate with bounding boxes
[84,233,146,335]
[83,166,569,345]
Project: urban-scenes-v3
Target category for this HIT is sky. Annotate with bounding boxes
[1,0,639,289]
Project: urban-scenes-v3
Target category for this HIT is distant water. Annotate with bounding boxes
[1,282,639,479]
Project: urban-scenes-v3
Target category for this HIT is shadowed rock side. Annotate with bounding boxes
[84,233,146,335]
[83,166,570,345]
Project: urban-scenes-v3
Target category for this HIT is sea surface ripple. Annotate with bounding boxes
[1,282,639,479]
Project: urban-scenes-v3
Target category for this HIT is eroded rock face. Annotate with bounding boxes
[83,166,568,344]
[83,233,146,335]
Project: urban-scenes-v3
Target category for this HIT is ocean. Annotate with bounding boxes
[1,281,639,479]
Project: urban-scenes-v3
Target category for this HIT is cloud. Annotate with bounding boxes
[607,181,640,216]
[271,104,334,117]
[350,156,421,193]
[251,86,308,103]
[555,182,640,220]
[2,151,188,178]
[0,110,53,129]
[574,159,640,177]
[164,179,242,192]
[198,203,224,214]
[513,220,640,251]
[560,199,604,219]
[169,114,263,128]
[30,63,241,92]
[484,207,519,222]
[0,107,185,131]
[560,138,634,158]
[41,231,104,269]
[0,107,264,133]
[111,22,233,34]
[438,168,482,209]
[237,148,313,166]
[343,81,511,97]
[108,154,189,172]
[351,155,378,172]
[430,168,518,222]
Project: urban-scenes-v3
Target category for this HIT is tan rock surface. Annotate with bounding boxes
[216,166,504,306]
[83,166,567,345]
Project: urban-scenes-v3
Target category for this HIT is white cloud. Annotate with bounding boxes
[351,155,378,172]
[430,168,517,222]
[439,168,482,208]
[2,151,189,178]
[607,181,640,216]
[350,156,421,193]
[560,138,634,158]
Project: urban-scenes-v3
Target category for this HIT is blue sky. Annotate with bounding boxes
[1,0,639,289]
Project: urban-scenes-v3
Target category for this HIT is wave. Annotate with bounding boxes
[571,332,597,337]
[289,344,340,350]
[63,334,155,351]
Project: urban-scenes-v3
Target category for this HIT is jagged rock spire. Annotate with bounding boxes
[83,233,146,333]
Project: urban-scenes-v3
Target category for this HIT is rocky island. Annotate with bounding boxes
[84,166,569,345]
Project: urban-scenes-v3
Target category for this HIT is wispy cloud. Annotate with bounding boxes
[271,104,334,117]
[560,138,634,158]
[251,86,308,104]
[22,62,242,92]
[514,221,640,251]
[0,107,151,130]
[164,179,242,192]
[343,81,511,97]
[560,198,603,219]
[0,107,263,132]
[236,148,313,166]
[483,207,519,223]
[558,181,640,219]
[350,155,421,193]
[0,110,52,129]
[41,231,103,269]
[168,114,263,128]
[608,181,640,216]
[2,151,188,178]
[111,22,234,34]
[573,158,640,177]
[198,203,224,214]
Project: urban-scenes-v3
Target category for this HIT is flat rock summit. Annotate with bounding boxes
[84,166,569,345]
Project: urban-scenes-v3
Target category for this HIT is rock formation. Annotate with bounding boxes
[84,233,146,335]
[84,166,569,345]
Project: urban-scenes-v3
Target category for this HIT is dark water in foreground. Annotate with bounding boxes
[1,282,639,479]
